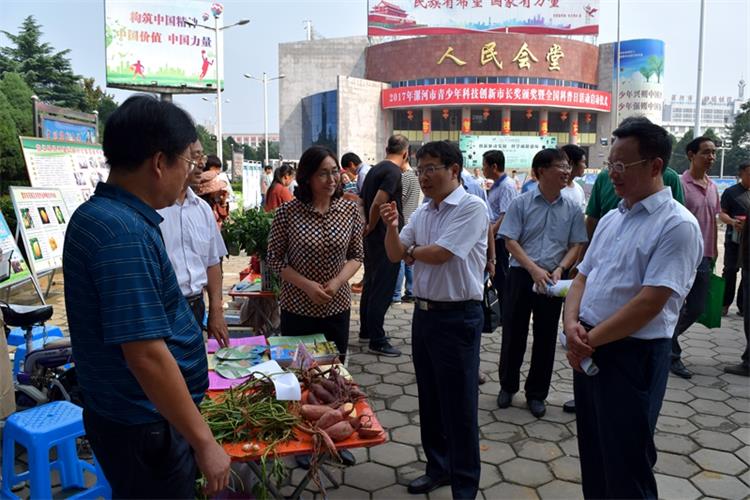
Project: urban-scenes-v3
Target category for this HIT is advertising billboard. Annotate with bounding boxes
[41,118,97,144]
[0,213,32,290]
[105,0,223,92]
[367,0,600,36]
[460,135,557,169]
[613,39,665,124]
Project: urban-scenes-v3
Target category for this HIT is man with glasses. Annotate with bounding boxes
[496,148,587,418]
[380,141,487,499]
[359,134,408,357]
[563,118,702,499]
[158,139,229,348]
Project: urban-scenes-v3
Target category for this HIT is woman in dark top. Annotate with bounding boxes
[264,164,294,212]
[266,146,364,361]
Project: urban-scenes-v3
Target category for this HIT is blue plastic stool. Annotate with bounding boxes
[7,325,64,347]
[11,336,69,377]
[0,401,110,499]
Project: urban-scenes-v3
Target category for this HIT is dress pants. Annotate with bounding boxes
[493,238,510,310]
[360,235,400,348]
[574,336,671,499]
[499,267,563,401]
[280,309,351,364]
[412,302,483,500]
[672,257,711,360]
[723,240,744,312]
[742,267,750,366]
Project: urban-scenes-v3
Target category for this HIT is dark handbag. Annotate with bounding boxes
[482,279,501,333]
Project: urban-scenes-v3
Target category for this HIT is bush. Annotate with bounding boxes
[0,195,17,234]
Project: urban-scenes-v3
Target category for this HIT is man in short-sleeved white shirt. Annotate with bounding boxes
[563,118,702,499]
[381,141,487,500]
[159,140,229,348]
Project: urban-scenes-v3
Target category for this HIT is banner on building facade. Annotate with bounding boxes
[460,135,557,169]
[368,0,600,36]
[383,84,611,112]
[105,0,224,92]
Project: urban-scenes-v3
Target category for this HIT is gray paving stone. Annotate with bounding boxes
[343,461,396,491]
[382,372,416,386]
[523,421,572,442]
[740,469,750,488]
[478,462,502,489]
[390,395,420,413]
[404,383,419,396]
[396,461,426,485]
[654,433,699,455]
[479,440,516,465]
[376,409,410,429]
[365,362,399,375]
[549,456,582,482]
[664,389,695,404]
[691,429,743,452]
[691,471,750,498]
[654,473,701,500]
[491,406,538,426]
[369,383,404,399]
[731,426,749,444]
[370,442,418,468]
[654,452,701,478]
[689,414,739,432]
[480,421,526,443]
[376,483,425,500]
[691,449,748,475]
[736,445,750,466]
[498,458,554,487]
[728,411,750,427]
[323,484,370,499]
[355,372,383,386]
[558,437,580,458]
[513,438,563,462]
[656,416,699,435]
[536,479,582,499]
[661,401,697,419]
[725,398,750,412]
[483,482,539,499]
[689,398,735,417]
[391,425,422,446]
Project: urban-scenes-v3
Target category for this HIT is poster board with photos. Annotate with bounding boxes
[19,137,108,213]
[0,212,33,289]
[10,187,70,276]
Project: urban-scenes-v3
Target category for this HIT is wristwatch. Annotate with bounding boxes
[488,258,496,264]
[406,244,417,259]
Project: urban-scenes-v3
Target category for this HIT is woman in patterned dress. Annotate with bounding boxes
[266,146,364,362]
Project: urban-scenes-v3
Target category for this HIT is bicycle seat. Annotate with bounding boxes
[0,304,53,328]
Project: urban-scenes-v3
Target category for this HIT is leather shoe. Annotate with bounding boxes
[496,390,513,408]
[670,359,693,379]
[478,370,487,385]
[562,399,576,414]
[407,474,450,494]
[723,363,750,377]
[527,399,546,418]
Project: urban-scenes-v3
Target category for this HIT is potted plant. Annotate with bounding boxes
[222,208,276,290]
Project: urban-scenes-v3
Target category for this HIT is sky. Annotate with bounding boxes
[1,0,749,135]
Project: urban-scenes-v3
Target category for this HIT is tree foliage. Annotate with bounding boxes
[670,128,721,174]
[0,72,34,135]
[0,92,25,183]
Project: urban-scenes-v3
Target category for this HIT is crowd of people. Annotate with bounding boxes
[54,94,749,499]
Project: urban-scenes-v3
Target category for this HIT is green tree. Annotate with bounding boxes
[196,124,216,156]
[647,56,664,83]
[81,77,117,140]
[723,101,750,175]
[0,91,26,185]
[0,72,34,135]
[0,16,86,110]
[638,66,654,83]
[671,127,721,174]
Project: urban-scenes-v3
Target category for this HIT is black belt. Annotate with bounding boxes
[186,294,203,306]
[415,298,481,311]
[580,320,595,332]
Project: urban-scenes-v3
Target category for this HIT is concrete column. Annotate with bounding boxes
[569,111,579,145]
[461,107,471,134]
[501,108,511,135]
[539,109,549,136]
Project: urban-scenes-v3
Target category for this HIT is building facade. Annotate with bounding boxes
[662,90,747,140]
[224,133,280,148]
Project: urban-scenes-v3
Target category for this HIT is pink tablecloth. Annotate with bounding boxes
[208,335,268,390]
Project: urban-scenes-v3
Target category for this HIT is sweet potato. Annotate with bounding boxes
[300,404,332,422]
[311,383,335,404]
[317,409,344,429]
[320,378,338,395]
[306,390,320,405]
[357,427,382,439]
[323,420,355,442]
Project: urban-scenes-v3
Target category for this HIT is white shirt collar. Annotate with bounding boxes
[618,187,672,215]
[430,185,465,210]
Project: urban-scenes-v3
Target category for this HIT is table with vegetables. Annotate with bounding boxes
[201,335,386,498]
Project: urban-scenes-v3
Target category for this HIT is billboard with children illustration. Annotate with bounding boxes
[105,0,224,92]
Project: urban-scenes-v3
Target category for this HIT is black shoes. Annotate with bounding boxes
[562,399,576,414]
[407,474,450,494]
[670,359,693,379]
[527,399,546,418]
[368,342,401,357]
[724,363,750,377]
[496,390,513,408]
[401,294,416,303]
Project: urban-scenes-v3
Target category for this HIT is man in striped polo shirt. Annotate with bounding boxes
[63,95,230,498]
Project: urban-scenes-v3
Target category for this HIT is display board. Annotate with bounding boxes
[614,39,665,124]
[10,187,70,276]
[105,0,223,92]
[367,0,600,36]
[0,213,32,290]
[19,137,108,213]
[242,162,263,210]
[460,135,557,169]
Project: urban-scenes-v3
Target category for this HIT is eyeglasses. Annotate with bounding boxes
[415,164,449,177]
[192,153,208,162]
[552,162,572,172]
[603,158,651,173]
[316,170,340,180]
[178,155,202,170]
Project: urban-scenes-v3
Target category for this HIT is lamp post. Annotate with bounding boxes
[244,72,285,168]
[186,5,249,163]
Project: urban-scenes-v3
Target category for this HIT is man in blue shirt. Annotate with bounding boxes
[63,95,230,498]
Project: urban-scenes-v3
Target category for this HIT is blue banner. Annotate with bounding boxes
[41,118,97,144]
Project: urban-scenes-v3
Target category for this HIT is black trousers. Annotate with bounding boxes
[722,240,745,311]
[186,294,206,331]
[574,336,670,499]
[493,238,510,311]
[499,267,563,400]
[83,409,198,499]
[412,302,482,500]
[672,257,711,360]
[743,268,750,365]
[280,309,351,364]
[360,236,400,348]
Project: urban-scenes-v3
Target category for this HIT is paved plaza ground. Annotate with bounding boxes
[4,250,749,499]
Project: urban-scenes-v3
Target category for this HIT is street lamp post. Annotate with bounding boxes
[186,7,249,163]
[244,72,285,167]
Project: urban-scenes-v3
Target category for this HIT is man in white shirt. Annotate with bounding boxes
[159,140,229,347]
[381,141,487,499]
[561,144,587,212]
[563,118,702,499]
